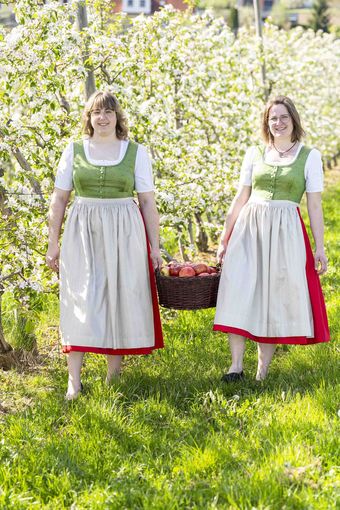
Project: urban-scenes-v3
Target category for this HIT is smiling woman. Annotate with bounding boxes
[89,108,117,136]
[46,91,164,400]
[214,95,330,382]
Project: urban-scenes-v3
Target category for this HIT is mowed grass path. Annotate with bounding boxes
[0,170,339,509]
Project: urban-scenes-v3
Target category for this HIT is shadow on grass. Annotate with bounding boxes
[39,335,336,417]
[4,326,336,414]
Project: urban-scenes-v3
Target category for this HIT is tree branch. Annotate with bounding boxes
[0,129,45,201]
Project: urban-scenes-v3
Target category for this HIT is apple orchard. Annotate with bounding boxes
[0,0,339,349]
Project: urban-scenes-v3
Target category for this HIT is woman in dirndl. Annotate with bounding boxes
[46,91,163,399]
[214,95,330,382]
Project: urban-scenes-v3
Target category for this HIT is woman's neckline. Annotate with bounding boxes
[83,139,128,165]
[264,142,303,167]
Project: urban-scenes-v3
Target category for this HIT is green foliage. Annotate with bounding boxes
[228,6,239,32]
[199,0,235,9]
[270,0,289,29]
[89,0,115,28]
[284,0,307,6]
[2,293,40,351]
[309,0,331,32]
[329,23,340,37]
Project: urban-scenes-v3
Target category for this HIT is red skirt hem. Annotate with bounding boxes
[212,325,328,345]
[62,345,159,355]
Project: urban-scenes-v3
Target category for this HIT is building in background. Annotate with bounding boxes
[237,0,339,28]
[114,0,187,16]
[0,2,15,26]
[0,0,187,23]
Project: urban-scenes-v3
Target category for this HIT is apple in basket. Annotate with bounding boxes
[178,266,196,277]
[192,263,208,275]
[208,267,217,274]
[161,261,219,277]
[169,264,181,276]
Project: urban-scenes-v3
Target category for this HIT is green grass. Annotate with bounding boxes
[0,170,339,509]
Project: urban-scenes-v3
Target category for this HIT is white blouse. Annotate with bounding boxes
[55,139,155,193]
[239,144,324,193]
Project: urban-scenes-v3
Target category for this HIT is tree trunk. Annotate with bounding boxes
[77,1,96,100]
[206,212,218,243]
[194,212,209,252]
[0,288,13,354]
[188,218,195,246]
[178,236,189,262]
[0,176,12,353]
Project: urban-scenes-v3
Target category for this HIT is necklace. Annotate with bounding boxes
[273,141,297,158]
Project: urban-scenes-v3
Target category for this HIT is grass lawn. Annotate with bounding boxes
[0,168,339,509]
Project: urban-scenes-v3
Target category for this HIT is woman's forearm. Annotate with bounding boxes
[48,189,71,246]
[220,186,251,246]
[138,193,160,250]
[138,192,162,269]
[307,193,325,250]
[307,192,328,274]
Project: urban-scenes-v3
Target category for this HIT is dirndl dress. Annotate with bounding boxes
[213,146,330,345]
[59,140,163,355]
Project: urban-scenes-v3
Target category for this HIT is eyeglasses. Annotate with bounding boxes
[90,109,116,117]
[268,114,291,124]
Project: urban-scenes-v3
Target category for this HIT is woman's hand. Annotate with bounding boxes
[314,248,328,275]
[150,247,163,270]
[307,192,327,275]
[216,242,227,265]
[46,244,60,273]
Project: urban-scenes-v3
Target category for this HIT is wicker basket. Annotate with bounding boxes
[155,269,221,310]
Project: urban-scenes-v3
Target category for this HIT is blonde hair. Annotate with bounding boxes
[261,95,305,144]
[82,91,129,139]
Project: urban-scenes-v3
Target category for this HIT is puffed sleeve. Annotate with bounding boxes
[305,149,324,193]
[134,144,155,193]
[54,142,74,191]
[238,146,257,188]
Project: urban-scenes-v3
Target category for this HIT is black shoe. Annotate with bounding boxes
[221,371,244,382]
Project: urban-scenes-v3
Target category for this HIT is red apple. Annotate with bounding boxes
[208,267,217,274]
[179,266,195,277]
[193,263,208,275]
[169,265,181,276]
[198,272,210,277]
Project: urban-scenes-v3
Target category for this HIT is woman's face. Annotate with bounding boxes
[268,104,293,141]
[90,105,117,137]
